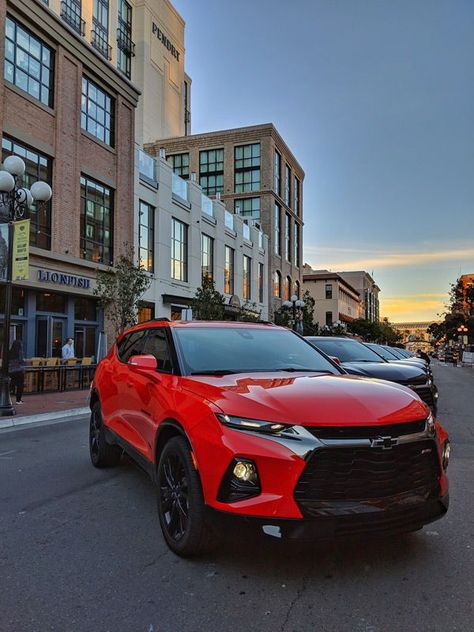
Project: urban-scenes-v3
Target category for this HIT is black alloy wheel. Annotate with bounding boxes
[89,402,121,468]
[157,436,213,556]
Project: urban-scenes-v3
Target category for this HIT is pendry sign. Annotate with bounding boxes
[152,23,180,60]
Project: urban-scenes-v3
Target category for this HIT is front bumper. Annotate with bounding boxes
[207,494,449,540]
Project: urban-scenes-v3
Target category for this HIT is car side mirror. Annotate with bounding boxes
[128,354,157,371]
[330,356,341,365]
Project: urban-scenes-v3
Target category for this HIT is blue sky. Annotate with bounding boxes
[173,0,474,321]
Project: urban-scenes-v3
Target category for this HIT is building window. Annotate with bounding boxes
[61,0,85,36]
[169,153,189,179]
[294,279,300,299]
[326,311,333,327]
[138,301,155,322]
[285,213,291,262]
[284,164,291,207]
[81,76,114,146]
[36,291,66,313]
[294,223,300,267]
[80,175,113,265]
[234,197,260,220]
[2,136,52,250]
[199,149,223,195]
[139,200,154,273]
[201,233,214,283]
[325,284,333,299]
[74,297,97,321]
[92,0,111,60]
[117,0,134,79]
[284,276,291,301]
[171,218,188,282]
[273,270,281,298]
[184,79,191,135]
[274,150,281,196]
[294,177,301,215]
[258,262,264,304]
[234,143,260,193]
[224,246,234,294]
[274,203,281,256]
[243,255,251,300]
[4,16,54,107]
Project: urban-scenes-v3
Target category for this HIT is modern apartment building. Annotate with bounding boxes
[146,124,304,317]
[302,267,362,327]
[135,149,268,320]
[1,0,139,358]
[338,270,380,322]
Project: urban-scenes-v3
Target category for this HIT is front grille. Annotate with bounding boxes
[294,440,441,514]
[412,386,435,409]
[304,420,426,440]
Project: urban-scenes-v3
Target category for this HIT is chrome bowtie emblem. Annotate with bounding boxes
[371,436,398,450]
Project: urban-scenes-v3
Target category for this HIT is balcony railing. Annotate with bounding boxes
[91,28,112,61]
[117,18,136,56]
[258,230,264,249]
[60,1,85,36]
[201,194,214,217]
[138,149,156,182]
[172,172,188,201]
[242,222,251,241]
[224,210,234,231]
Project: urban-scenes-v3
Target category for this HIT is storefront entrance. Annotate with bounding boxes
[36,316,66,358]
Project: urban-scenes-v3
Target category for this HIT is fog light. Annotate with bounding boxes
[233,460,257,482]
[426,414,436,434]
[442,441,450,470]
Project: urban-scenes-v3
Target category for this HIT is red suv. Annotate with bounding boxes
[90,321,450,556]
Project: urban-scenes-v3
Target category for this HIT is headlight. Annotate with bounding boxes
[426,413,436,434]
[216,413,294,435]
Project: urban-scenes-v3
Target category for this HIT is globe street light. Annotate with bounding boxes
[457,324,468,348]
[0,155,52,416]
[283,294,305,333]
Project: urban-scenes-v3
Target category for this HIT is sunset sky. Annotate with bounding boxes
[174,0,474,322]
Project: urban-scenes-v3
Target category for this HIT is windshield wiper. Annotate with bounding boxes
[190,369,239,376]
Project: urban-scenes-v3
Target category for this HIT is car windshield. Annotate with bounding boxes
[307,337,385,363]
[383,346,404,359]
[365,343,397,360]
[173,327,341,376]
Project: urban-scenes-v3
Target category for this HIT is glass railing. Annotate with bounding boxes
[138,149,156,181]
[224,210,234,230]
[172,172,189,201]
[243,222,250,241]
[201,194,214,217]
[258,230,264,249]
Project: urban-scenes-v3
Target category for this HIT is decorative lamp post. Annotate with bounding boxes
[283,294,305,333]
[0,155,52,416]
[457,324,468,348]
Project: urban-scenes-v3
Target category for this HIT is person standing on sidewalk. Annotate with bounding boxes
[9,339,25,404]
[61,338,75,360]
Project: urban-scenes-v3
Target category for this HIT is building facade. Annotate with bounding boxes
[338,270,380,322]
[135,149,268,320]
[145,124,304,318]
[392,321,439,352]
[302,267,362,327]
[1,0,139,358]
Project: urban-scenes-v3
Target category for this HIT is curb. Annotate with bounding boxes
[0,407,90,430]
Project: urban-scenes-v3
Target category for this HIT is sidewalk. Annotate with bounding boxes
[0,389,90,430]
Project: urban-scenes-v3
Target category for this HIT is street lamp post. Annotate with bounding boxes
[457,324,468,348]
[283,294,305,333]
[0,155,52,416]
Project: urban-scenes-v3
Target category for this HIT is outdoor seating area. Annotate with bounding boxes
[23,357,96,394]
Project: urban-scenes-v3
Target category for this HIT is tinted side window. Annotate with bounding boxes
[141,328,173,373]
[117,331,146,362]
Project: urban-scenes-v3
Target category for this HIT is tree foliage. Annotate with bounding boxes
[273,290,319,335]
[191,276,226,320]
[94,250,152,336]
[346,317,401,343]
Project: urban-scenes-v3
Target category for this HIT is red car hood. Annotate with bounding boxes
[181,372,428,426]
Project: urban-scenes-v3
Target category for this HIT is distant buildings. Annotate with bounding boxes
[302,267,363,327]
[392,321,439,351]
[337,271,380,322]
[147,124,304,318]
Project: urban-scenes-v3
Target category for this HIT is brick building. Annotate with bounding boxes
[145,124,304,318]
[1,0,139,358]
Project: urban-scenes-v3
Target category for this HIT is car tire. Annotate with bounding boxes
[157,436,213,557]
[89,402,122,468]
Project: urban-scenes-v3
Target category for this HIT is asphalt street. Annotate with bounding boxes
[1,362,473,632]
